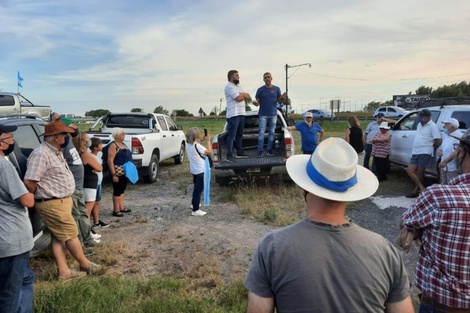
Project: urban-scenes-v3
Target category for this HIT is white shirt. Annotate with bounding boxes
[186,142,207,175]
[224,82,246,119]
[439,129,462,171]
[412,120,441,156]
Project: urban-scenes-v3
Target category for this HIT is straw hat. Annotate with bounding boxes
[286,137,379,201]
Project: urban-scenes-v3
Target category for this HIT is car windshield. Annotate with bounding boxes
[396,107,407,112]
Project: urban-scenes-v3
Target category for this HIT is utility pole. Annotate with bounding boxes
[219,98,223,116]
[285,62,311,120]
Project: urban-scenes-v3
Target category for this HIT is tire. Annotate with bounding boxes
[143,154,159,183]
[174,143,185,164]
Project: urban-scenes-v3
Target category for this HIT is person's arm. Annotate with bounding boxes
[433,138,443,149]
[107,143,118,182]
[202,133,212,155]
[439,150,457,168]
[235,93,251,102]
[83,152,102,172]
[319,129,325,143]
[384,296,414,313]
[344,129,350,143]
[246,291,274,313]
[287,126,297,132]
[277,92,287,103]
[18,192,35,208]
[23,179,38,195]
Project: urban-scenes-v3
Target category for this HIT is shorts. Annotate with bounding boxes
[410,154,433,169]
[95,184,102,202]
[83,188,97,202]
[34,197,78,241]
[112,175,127,197]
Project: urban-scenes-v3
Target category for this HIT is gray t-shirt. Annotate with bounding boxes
[0,157,33,258]
[63,140,84,190]
[244,218,410,313]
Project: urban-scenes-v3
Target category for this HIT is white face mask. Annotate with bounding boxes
[86,140,92,148]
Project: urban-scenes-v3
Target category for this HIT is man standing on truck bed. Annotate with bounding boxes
[253,72,286,157]
[224,70,253,162]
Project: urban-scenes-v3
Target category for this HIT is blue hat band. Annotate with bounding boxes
[306,157,358,192]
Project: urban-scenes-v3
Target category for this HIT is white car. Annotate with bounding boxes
[374,106,409,119]
[389,105,470,177]
[302,109,335,119]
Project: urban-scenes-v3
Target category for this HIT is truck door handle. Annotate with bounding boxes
[163,135,167,137]
[401,135,408,138]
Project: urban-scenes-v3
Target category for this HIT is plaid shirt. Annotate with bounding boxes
[402,173,470,308]
[24,142,75,199]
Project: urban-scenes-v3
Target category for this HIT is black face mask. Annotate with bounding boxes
[71,128,79,138]
[60,135,70,148]
[2,142,15,156]
[233,79,240,85]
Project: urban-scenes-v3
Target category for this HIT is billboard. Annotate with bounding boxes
[393,95,430,108]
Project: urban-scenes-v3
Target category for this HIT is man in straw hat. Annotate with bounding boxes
[23,121,103,280]
[400,128,470,312]
[244,137,414,312]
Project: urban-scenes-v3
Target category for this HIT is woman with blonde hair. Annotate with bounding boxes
[345,115,365,165]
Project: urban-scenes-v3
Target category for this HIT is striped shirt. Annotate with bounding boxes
[371,132,391,158]
[24,142,75,199]
[402,173,470,308]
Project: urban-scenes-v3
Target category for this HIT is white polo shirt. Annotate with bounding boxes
[224,82,246,119]
[412,120,441,156]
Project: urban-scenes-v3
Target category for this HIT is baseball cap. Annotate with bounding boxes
[0,124,17,136]
[442,118,459,128]
[376,113,384,118]
[305,112,313,118]
[418,109,432,117]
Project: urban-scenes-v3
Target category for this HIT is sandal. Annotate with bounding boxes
[58,269,86,281]
[112,211,124,217]
[120,208,132,213]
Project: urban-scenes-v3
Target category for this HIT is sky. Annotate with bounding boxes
[1,0,469,116]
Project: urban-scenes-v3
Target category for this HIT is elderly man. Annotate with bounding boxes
[400,128,470,312]
[224,70,253,162]
[405,109,441,198]
[0,124,35,313]
[287,111,325,154]
[438,118,462,184]
[245,138,414,313]
[24,121,103,280]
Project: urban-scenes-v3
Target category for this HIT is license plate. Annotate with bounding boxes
[246,168,261,173]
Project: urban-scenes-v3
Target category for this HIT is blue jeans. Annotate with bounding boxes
[418,302,447,313]
[226,115,245,157]
[258,115,277,152]
[0,251,34,313]
[192,173,204,211]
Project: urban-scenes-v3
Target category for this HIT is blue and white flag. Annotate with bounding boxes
[17,71,24,88]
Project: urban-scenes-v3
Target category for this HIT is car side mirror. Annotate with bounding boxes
[286,119,295,127]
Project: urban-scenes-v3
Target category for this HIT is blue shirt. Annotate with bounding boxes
[256,85,281,116]
[295,122,323,152]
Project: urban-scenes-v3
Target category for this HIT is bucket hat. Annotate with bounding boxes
[286,137,379,201]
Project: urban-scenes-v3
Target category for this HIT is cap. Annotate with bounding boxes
[418,109,431,117]
[305,112,313,118]
[0,124,17,136]
[376,113,385,118]
[442,118,459,129]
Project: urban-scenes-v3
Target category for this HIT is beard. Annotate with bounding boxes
[233,79,240,85]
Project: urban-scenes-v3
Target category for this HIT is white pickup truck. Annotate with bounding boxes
[88,112,186,183]
[0,92,52,120]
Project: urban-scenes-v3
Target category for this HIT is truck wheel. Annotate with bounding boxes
[174,143,185,164]
[143,154,159,183]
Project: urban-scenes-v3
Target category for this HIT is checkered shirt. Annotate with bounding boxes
[402,172,470,308]
[24,142,75,199]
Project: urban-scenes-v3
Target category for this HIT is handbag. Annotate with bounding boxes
[115,165,125,176]
[195,144,213,168]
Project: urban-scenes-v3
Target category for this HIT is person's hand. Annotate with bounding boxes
[112,175,119,182]
[398,223,422,253]
[252,100,259,106]
[437,150,443,157]
[438,161,446,168]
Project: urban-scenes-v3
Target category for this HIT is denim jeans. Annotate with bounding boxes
[191,173,204,211]
[258,115,277,152]
[0,251,34,313]
[226,115,245,157]
[418,302,447,313]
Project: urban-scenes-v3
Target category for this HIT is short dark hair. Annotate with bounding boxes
[227,70,238,81]
[90,137,102,150]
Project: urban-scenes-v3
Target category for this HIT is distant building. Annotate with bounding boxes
[198,107,207,117]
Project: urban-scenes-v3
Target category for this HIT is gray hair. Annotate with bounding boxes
[44,135,55,142]
[112,127,125,139]
[186,127,199,144]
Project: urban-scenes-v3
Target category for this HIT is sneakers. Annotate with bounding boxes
[235,153,249,159]
[191,210,207,217]
[93,220,109,228]
[258,151,264,158]
[267,150,275,156]
[190,204,201,210]
[81,262,105,275]
[226,155,235,163]
[90,230,101,240]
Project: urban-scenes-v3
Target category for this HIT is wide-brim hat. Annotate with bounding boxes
[286,137,379,201]
[40,121,75,136]
[0,124,17,136]
[379,122,390,129]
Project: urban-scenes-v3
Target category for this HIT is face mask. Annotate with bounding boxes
[71,128,79,138]
[418,117,424,124]
[442,129,449,135]
[2,142,15,156]
[60,135,70,148]
[86,140,92,148]
[380,129,388,134]
[233,79,240,85]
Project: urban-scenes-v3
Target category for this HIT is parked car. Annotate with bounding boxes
[302,109,335,119]
[374,106,409,119]
[389,105,470,177]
